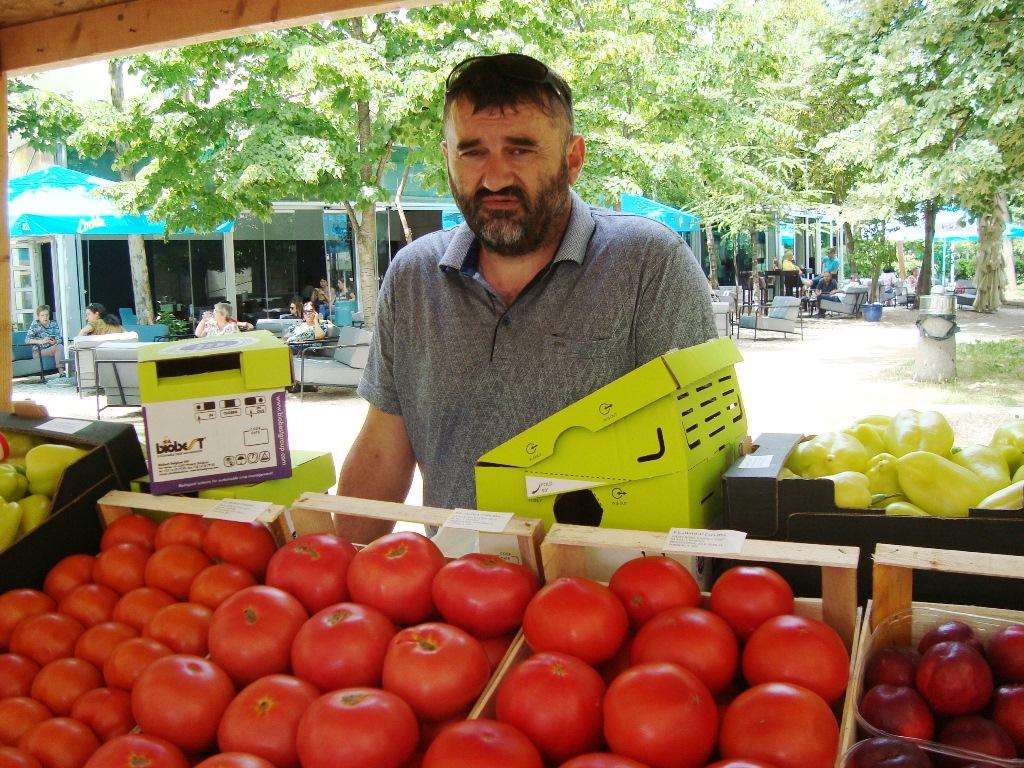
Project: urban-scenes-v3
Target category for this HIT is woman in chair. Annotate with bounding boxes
[195,302,241,337]
[77,303,122,336]
[26,304,67,376]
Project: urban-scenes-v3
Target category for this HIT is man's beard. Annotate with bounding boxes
[451,161,571,256]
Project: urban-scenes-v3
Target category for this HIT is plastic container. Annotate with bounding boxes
[855,605,1024,767]
[862,302,883,322]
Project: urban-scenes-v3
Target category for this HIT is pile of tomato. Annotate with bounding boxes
[481,557,853,768]
[0,513,541,768]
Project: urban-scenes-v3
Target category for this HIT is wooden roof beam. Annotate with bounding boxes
[0,0,442,77]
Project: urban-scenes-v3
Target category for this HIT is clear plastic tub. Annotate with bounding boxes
[852,605,1024,767]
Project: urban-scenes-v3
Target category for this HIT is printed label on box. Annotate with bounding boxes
[663,528,747,555]
[40,418,93,435]
[525,476,605,498]
[739,454,774,469]
[445,508,513,533]
[144,389,290,494]
[205,498,272,523]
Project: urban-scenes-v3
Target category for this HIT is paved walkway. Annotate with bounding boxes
[11,302,1023,504]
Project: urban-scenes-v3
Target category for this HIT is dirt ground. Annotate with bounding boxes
[12,301,1024,503]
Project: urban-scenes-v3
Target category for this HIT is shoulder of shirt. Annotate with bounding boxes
[587,206,686,247]
[388,228,459,275]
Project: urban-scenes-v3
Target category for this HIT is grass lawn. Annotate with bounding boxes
[894,339,1024,407]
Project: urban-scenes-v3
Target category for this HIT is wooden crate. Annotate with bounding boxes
[472,522,862,767]
[97,490,290,547]
[288,492,545,580]
[845,544,1024,767]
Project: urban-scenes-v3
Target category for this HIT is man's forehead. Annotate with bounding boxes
[445,96,564,138]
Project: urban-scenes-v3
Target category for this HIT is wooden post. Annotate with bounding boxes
[1,68,11,412]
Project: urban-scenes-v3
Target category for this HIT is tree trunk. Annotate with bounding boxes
[896,241,906,279]
[998,192,1016,291]
[919,199,938,297]
[704,223,719,289]
[109,60,155,324]
[347,201,379,328]
[973,194,1008,313]
[395,164,413,246]
[843,221,857,275]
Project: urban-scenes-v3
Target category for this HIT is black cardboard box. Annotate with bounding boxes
[0,415,148,591]
[722,433,1024,609]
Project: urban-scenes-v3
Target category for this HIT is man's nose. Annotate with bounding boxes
[479,154,515,192]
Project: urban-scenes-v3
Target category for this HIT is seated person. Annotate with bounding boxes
[281,297,304,320]
[287,304,331,352]
[195,302,240,337]
[906,267,919,295]
[26,304,67,376]
[822,247,841,276]
[77,303,123,336]
[843,272,862,289]
[812,272,839,316]
[781,251,802,272]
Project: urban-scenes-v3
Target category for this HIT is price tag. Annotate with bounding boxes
[444,508,513,533]
[40,418,92,435]
[739,454,774,470]
[663,528,747,555]
[204,498,272,523]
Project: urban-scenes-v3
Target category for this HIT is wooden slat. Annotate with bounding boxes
[541,523,860,570]
[1,0,125,30]
[874,543,1024,580]
[1,73,10,413]
[0,0,446,76]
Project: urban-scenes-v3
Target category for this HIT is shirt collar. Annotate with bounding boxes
[439,190,594,274]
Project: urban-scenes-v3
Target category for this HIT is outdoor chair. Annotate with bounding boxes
[12,331,59,383]
[292,326,372,401]
[70,331,140,394]
[819,284,868,317]
[736,295,803,340]
[94,341,159,417]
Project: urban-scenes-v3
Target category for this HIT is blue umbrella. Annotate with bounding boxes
[619,194,700,234]
[7,166,231,236]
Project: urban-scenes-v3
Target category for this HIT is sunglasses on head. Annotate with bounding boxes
[445,53,572,107]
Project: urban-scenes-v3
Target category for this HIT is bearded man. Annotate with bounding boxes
[338,54,715,538]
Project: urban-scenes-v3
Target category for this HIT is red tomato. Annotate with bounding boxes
[216,674,319,768]
[0,591,56,650]
[290,602,396,690]
[203,521,276,580]
[423,719,543,768]
[742,614,849,705]
[69,687,134,743]
[82,734,188,768]
[347,532,445,626]
[0,746,42,768]
[608,555,701,631]
[559,755,652,768]
[131,655,235,755]
[705,762,778,768]
[10,613,84,667]
[18,718,99,768]
[43,556,95,605]
[431,554,539,640]
[481,634,515,672]
[111,588,176,632]
[30,658,102,716]
[188,564,257,610]
[154,515,208,551]
[74,623,138,670]
[208,586,307,686]
[0,655,40,698]
[709,566,794,640]
[604,662,718,768]
[102,637,172,691]
[630,606,739,696]
[143,545,212,601]
[295,689,418,768]
[194,755,276,768]
[495,652,604,763]
[100,516,157,552]
[142,603,211,656]
[522,577,628,666]
[720,682,837,768]
[265,534,358,614]
[382,622,491,722]
[58,585,119,629]
[0,698,51,747]
[91,545,149,596]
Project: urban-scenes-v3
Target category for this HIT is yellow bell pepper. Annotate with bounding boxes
[843,423,887,457]
[990,422,1024,474]
[949,445,1011,497]
[884,409,955,458]
[1014,465,1024,483]
[821,471,872,509]
[871,492,905,509]
[778,467,802,480]
[857,415,892,428]
[865,453,902,496]
[975,480,1024,511]
[896,451,986,518]
[885,500,930,517]
[785,432,870,478]
[0,501,22,549]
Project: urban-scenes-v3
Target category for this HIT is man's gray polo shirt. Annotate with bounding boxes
[358,190,716,510]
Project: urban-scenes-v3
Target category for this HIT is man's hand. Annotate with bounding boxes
[338,406,416,543]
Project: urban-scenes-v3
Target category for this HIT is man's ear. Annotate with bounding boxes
[566,134,586,185]
[441,140,449,164]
